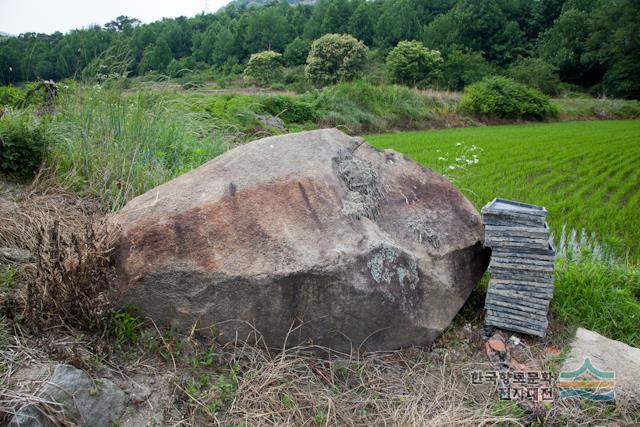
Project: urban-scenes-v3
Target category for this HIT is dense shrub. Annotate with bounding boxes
[506,58,563,95]
[305,34,368,87]
[243,51,283,86]
[0,83,50,109]
[459,77,557,119]
[0,112,51,178]
[386,41,443,87]
[282,66,311,93]
[260,96,316,123]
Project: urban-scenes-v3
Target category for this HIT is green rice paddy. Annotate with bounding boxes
[367,120,640,262]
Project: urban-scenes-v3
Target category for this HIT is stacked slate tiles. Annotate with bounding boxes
[481,198,555,337]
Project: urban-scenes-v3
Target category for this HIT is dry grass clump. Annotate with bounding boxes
[0,181,98,254]
[0,181,115,331]
[549,396,639,426]
[222,347,500,426]
[173,326,517,427]
[26,218,116,331]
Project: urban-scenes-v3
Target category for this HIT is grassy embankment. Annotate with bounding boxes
[6,82,635,207]
[367,120,640,346]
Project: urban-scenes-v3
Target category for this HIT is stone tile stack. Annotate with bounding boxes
[481,198,555,337]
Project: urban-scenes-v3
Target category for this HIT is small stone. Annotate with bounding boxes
[130,384,151,404]
[9,364,126,427]
[488,338,506,353]
[256,114,287,133]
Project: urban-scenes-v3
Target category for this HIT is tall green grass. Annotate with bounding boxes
[49,88,229,209]
[553,256,640,346]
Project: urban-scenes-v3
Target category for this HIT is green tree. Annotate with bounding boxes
[348,1,376,47]
[129,24,159,70]
[584,0,640,98]
[0,39,22,84]
[374,0,422,48]
[440,49,494,91]
[283,37,310,66]
[244,50,283,86]
[244,5,291,53]
[303,0,328,41]
[139,37,173,74]
[163,18,193,59]
[506,58,562,95]
[321,0,354,34]
[386,41,443,86]
[423,0,527,64]
[105,16,141,34]
[538,8,602,86]
[305,33,368,86]
[530,0,566,37]
[199,21,237,67]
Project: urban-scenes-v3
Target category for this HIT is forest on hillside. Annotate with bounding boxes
[0,0,638,98]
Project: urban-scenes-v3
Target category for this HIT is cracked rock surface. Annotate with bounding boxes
[113,128,490,351]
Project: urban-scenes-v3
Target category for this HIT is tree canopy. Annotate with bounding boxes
[0,0,637,97]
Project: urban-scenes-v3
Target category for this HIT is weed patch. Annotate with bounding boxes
[49,88,229,209]
[107,305,143,347]
[306,80,453,133]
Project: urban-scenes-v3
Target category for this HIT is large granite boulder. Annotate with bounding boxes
[113,129,489,351]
